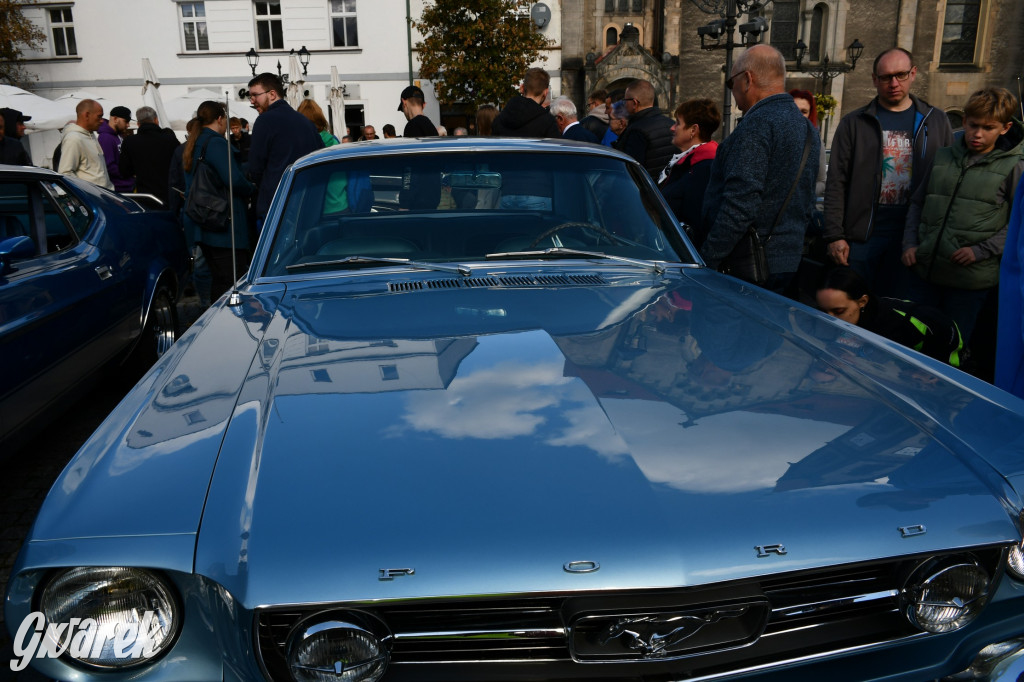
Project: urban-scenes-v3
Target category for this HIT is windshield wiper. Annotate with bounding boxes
[287,255,472,276]
[484,247,666,275]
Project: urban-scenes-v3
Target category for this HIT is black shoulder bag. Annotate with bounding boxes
[718,121,815,286]
[184,138,231,233]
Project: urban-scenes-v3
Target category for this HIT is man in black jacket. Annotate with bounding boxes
[120,106,180,206]
[823,47,953,296]
[492,68,560,138]
[616,79,675,178]
[247,72,324,228]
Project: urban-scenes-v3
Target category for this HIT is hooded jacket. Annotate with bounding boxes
[57,123,113,190]
[492,95,560,138]
[97,120,133,192]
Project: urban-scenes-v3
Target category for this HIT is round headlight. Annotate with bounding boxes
[901,558,990,634]
[288,618,390,682]
[39,567,180,669]
[1007,543,1024,580]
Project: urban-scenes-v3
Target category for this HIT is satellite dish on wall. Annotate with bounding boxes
[531,3,551,28]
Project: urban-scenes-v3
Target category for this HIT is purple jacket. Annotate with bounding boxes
[97,120,133,192]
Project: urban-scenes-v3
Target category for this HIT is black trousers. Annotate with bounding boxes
[201,244,251,302]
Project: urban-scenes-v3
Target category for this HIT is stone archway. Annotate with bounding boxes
[583,25,675,111]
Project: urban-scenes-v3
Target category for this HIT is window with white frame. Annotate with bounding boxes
[180,2,209,52]
[330,0,358,47]
[48,7,77,57]
[940,0,981,64]
[255,0,283,51]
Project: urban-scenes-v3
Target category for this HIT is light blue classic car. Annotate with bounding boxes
[6,138,1024,681]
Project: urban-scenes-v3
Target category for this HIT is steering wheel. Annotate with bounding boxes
[527,221,621,249]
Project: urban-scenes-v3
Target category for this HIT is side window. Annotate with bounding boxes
[41,181,88,251]
[0,183,32,245]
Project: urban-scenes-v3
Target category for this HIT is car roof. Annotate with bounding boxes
[291,136,638,171]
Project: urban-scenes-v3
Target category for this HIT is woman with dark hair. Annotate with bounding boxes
[657,98,720,246]
[815,266,963,366]
[183,100,255,301]
[475,104,498,136]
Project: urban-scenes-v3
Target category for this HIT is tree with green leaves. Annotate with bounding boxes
[0,0,44,87]
[413,0,550,108]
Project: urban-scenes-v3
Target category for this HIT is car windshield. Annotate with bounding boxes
[261,150,695,277]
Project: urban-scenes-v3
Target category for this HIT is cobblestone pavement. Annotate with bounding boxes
[0,295,205,681]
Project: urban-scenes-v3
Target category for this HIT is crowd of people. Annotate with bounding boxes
[7,46,1023,397]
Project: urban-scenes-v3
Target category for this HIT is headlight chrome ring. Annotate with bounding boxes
[900,556,990,634]
[287,612,392,682]
[39,566,181,669]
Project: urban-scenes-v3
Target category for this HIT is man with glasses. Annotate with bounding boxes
[246,72,324,230]
[615,79,675,179]
[699,44,820,295]
[823,47,953,296]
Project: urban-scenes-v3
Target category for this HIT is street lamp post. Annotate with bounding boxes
[692,0,772,136]
[794,38,864,93]
[244,45,311,84]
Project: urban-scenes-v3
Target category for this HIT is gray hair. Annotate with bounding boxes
[549,96,578,120]
[135,106,158,124]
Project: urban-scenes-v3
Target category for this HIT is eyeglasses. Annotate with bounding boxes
[248,89,268,100]
[626,97,640,107]
[725,70,748,90]
[874,70,913,82]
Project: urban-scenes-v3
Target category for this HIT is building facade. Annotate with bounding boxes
[558,0,1024,144]
[12,0,562,164]
[9,0,1024,157]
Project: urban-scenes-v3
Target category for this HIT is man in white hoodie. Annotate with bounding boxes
[57,99,113,190]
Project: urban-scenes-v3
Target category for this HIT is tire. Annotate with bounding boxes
[126,284,179,375]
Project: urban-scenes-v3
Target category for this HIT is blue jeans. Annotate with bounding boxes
[848,215,908,299]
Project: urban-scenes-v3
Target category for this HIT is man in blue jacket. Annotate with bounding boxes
[700,44,820,295]
[246,73,324,229]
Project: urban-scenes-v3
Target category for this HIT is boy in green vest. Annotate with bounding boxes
[902,87,1024,350]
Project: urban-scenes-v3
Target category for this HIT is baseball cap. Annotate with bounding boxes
[397,85,425,111]
[110,105,133,121]
[0,107,31,123]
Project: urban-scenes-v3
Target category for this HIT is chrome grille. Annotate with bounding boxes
[255,548,1005,681]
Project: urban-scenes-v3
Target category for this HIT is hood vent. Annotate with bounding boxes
[389,273,606,292]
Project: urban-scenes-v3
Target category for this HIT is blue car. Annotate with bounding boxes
[0,165,189,452]
[6,139,1024,681]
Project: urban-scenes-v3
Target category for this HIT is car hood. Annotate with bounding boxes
[187,269,1024,608]
[25,268,1024,603]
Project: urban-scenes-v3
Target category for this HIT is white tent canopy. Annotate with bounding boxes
[0,85,76,132]
[163,88,227,130]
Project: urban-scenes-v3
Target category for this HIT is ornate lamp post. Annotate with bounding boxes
[244,45,311,84]
[692,0,773,136]
[246,47,260,77]
[794,38,864,93]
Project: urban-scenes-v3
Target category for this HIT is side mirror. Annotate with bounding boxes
[0,235,36,275]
